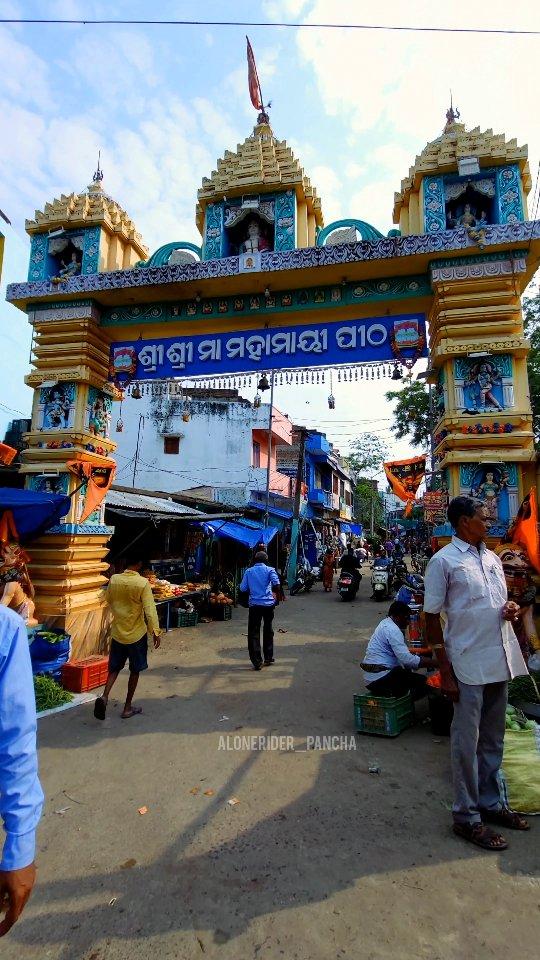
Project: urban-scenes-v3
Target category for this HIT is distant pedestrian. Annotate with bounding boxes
[424,496,530,850]
[322,546,337,592]
[239,551,280,670]
[95,555,161,720]
[0,607,44,936]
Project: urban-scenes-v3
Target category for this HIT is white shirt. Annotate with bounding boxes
[362,616,421,682]
[423,536,528,685]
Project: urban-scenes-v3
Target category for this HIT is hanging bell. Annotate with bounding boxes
[391,364,403,381]
[354,368,358,381]
[253,393,262,408]
[257,373,270,391]
[115,417,124,433]
[328,393,335,410]
[337,370,341,382]
[131,383,142,400]
[376,367,380,378]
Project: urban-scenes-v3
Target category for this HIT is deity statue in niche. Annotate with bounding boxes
[87,391,111,438]
[57,251,81,279]
[459,203,476,227]
[41,383,75,430]
[240,218,270,254]
[471,467,508,521]
[464,360,504,411]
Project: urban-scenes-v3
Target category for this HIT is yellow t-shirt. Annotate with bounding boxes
[106,570,161,645]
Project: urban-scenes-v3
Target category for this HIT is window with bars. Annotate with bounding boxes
[164,436,180,455]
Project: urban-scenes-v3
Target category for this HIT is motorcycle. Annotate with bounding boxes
[390,558,408,594]
[290,561,317,596]
[337,569,361,601]
[371,556,392,601]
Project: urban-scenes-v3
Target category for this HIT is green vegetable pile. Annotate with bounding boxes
[34,675,73,712]
[508,670,540,705]
[35,630,69,644]
[505,704,537,732]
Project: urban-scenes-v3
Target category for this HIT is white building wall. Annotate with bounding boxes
[113,392,279,499]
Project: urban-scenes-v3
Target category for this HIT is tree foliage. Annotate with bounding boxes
[347,432,388,477]
[354,478,385,531]
[385,380,431,450]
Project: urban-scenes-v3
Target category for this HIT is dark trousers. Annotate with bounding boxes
[367,667,427,701]
[247,605,275,667]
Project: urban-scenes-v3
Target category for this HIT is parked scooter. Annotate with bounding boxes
[371,556,392,601]
[337,570,361,601]
[290,560,317,595]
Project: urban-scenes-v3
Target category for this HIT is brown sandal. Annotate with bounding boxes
[453,821,508,850]
[480,807,530,831]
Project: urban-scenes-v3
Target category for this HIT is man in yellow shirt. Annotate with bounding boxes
[94,556,161,720]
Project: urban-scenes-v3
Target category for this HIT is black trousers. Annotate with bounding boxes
[247,605,275,667]
[367,667,427,701]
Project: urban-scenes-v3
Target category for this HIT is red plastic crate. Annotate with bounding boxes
[61,656,109,693]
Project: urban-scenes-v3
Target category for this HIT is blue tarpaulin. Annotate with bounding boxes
[0,487,71,540]
[201,518,278,549]
[339,521,363,536]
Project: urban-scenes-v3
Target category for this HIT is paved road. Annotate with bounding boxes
[4,574,539,959]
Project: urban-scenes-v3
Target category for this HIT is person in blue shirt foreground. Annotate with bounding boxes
[0,607,44,936]
[361,600,433,699]
[239,551,281,670]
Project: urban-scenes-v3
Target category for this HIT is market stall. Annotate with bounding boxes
[197,517,279,603]
[105,487,237,629]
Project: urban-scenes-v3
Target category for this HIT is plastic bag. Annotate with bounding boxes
[501,724,540,814]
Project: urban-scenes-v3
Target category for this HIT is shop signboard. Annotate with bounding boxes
[424,490,449,524]
[276,444,301,476]
[109,312,427,382]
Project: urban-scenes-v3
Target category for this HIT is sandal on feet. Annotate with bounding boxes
[94,697,107,721]
[453,821,508,850]
[481,806,530,831]
[121,706,143,719]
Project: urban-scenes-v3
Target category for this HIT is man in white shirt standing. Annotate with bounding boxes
[424,496,530,851]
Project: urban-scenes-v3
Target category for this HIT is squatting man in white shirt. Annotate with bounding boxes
[423,496,530,851]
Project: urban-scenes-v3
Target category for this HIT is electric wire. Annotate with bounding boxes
[0,18,538,37]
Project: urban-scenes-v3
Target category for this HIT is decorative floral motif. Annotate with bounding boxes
[423,176,446,233]
[8,221,540,305]
[203,203,224,260]
[496,165,523,224]
[274,191,296,252]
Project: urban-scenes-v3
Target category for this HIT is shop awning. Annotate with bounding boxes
[105,489,228,522]
[339,521,363,536]
[201,518,278,549]
[247,501,293,520]
[0,487,71,540]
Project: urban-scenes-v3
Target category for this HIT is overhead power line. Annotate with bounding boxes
[0,18,538,36]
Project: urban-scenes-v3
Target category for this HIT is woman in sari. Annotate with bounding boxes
[322,547,336,593]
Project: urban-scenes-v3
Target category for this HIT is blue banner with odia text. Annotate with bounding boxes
[109,313,427,381]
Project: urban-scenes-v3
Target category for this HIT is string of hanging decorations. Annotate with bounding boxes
[120,359,405,400]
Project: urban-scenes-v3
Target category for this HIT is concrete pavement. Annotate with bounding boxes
[4,574,539,959]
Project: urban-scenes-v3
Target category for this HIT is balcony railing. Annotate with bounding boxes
[309,488,333,507]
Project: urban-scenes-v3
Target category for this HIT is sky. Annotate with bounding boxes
[1,0,539,481]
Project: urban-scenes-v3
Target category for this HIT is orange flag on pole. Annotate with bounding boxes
[246,36,263,111]
[0,442,17,466]
[504,487,540,574]
[383,455,426,516]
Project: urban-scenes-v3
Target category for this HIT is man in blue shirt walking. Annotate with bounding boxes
[240,551,281,670]
[0,607,44,936]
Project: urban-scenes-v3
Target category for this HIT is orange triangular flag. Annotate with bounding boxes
[505,487,540,574]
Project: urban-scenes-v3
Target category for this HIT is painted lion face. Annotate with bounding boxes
[494,543,533,600]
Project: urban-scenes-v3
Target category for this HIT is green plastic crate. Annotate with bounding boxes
[210,605,232,621]
[354,693,414,737]
[175,610,199,628]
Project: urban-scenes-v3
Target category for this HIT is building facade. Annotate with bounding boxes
[114,386,293,507]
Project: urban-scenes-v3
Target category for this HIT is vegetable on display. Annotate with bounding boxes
[34,675,73,712]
